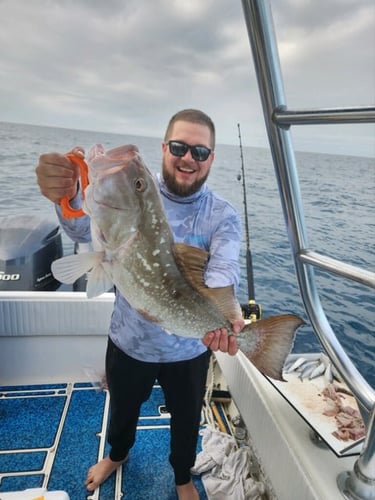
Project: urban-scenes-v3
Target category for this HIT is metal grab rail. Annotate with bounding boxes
[299,250,375,289]
[241,1,374,498]
[274,106,375,127]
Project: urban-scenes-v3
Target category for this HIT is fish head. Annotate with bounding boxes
[83,144,163,250]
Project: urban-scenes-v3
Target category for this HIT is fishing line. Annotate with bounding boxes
[237,123,261,321]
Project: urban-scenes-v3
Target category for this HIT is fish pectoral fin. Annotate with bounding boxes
[203,285,243,322]
[173,243,242,321]
[51,251,104,284]
[240,314,305,381]
[86,263,113,298]
[173,243,208,290]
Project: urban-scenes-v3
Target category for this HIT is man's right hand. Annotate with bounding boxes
[35,146,84,203]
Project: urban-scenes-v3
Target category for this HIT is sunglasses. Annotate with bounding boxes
[166,140,212,162]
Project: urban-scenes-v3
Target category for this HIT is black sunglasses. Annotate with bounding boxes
[166,140,212,162]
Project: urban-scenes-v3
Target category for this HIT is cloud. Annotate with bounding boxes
[275,1,375,105]
[1,0,374,156]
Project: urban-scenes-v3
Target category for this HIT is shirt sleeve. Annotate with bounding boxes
[54,190,92,244]
[204,205,242,291]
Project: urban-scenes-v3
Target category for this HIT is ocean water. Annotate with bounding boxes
[0,121,374,388]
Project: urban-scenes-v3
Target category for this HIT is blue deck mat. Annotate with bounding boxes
[0,384,207,499]
[0,452,46,473]
[47,388,107,496]
[0,474,45,492]
[0,395,66,450]
[122,427,207,500]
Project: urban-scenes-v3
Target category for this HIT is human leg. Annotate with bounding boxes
[106,338,158,460]
[158,350,211,487]
[176,481,200,499]
[86,338,158,491]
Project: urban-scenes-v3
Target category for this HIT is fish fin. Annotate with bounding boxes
[203,284,243,322]
[86,263,113,298]
[173,243,242,321]
[240,314,305,381]
[173,243,208,289]
[51,251,104,284]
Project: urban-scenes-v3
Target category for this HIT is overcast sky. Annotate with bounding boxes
[1,0,374,157]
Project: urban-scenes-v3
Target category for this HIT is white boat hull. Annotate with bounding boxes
[0,291,113,385]
[0,291,361,499]
[215,350,358,500]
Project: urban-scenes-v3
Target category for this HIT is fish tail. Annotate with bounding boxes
[238,314,305,381]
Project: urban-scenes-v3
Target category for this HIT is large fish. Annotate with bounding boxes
[52,144,304,380]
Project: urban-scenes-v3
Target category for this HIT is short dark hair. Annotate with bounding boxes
[164,109,216,149]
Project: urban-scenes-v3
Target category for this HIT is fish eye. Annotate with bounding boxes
[134,177,146,192]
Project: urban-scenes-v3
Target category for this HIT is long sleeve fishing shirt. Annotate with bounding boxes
[56,174,242,362]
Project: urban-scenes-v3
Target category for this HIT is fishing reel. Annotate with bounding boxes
[241,300,262,321]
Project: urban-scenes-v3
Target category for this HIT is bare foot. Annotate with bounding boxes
[176,480,199,500]
[85,455,127,491]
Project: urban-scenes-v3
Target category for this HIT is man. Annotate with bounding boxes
[36,109,244,499]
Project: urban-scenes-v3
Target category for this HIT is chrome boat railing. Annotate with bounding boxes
[241,1,375,498]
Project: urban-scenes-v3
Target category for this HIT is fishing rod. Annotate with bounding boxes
[237,123,261,321]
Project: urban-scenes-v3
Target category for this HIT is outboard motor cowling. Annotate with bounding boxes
[0,215,63,291]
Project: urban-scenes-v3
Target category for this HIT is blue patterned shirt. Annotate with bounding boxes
[57,173,241,362]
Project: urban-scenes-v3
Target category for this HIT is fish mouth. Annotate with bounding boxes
[92,194,132,211]
[93,200,124,210]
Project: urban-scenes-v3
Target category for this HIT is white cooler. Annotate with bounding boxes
[0,489,69,500]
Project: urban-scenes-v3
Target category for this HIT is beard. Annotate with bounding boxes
[162,160,209,197]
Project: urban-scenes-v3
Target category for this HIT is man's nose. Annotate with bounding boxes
[181,148,194,161]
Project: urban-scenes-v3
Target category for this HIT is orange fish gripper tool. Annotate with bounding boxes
[60,152,89,218]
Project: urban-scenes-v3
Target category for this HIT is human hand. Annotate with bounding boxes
[202,318,244,355]
[35,146,84,203]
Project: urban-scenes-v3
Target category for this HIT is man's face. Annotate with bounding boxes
[162,120,214,197]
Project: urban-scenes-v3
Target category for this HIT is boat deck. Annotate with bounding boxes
[0,383,207,499]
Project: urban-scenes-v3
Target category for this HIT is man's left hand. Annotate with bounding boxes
[202,319,244,355]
